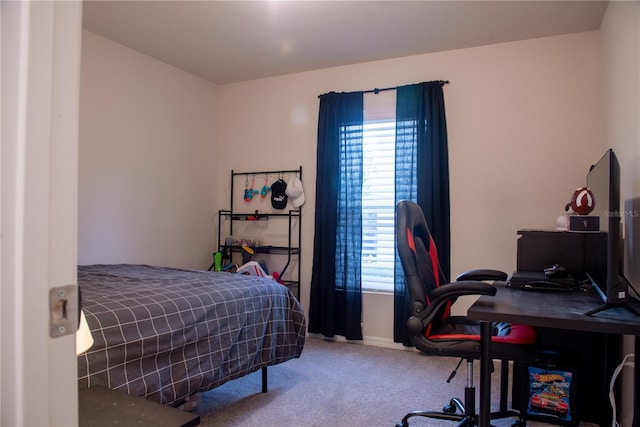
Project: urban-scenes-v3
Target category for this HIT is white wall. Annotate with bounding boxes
[215,31,605,344]
[79,23,634,348]
[78,31,219,269]
[600,2,640,425]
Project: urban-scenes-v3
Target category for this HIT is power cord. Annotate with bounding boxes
[446,357,463,383]
[609,353,635,427]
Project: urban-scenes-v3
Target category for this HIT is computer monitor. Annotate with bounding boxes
[585,149,636,315]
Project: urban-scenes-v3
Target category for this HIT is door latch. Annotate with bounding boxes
[49,285,78,338]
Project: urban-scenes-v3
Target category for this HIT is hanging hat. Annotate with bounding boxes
[286,177,305,207]
[271,179,288,209]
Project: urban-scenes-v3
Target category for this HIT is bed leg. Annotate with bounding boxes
[261,367,268,393]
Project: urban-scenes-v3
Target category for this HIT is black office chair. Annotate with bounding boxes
[395,200,537,427]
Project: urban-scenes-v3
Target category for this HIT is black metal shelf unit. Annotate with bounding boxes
[216,167,302,300]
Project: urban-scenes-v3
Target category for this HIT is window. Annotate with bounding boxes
[361,119,396,292]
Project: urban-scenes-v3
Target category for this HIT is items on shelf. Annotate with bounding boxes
[213,251,222,271]
[211,248,236,272]
[239,172,305,211]
[271,178,288,209]
[225,235,263,247]
[260,176,271,199]
[211,167,303,301]
[241,245,254,264]
[285,176,305,207]
[244,175,259,202]
[236,261,269,277]
[230,211,268,221]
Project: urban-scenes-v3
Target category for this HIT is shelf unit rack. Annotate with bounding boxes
[215,167,302,300]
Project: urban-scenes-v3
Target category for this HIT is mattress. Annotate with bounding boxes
[77,264,306,405]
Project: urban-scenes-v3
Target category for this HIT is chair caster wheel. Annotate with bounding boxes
[511,421,526,427]
[395,423,407,427]
[443,398,458,413]
[442,403,456,413]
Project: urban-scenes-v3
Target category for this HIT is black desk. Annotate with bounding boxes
[467,284,640,427]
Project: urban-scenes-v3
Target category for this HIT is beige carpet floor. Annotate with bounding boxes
[194,336,587,427]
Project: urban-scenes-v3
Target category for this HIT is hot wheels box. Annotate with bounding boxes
[522,364,578,426]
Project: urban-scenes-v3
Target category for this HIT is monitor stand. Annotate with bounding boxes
[585,301,640,317]
[584,274,640,317]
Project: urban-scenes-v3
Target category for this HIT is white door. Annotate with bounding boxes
[1,1,83,425]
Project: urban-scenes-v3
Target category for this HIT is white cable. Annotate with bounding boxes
[609,353,635,427]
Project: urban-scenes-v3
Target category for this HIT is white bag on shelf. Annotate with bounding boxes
[236,261,271,279]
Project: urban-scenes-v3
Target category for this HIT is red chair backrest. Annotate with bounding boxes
[397,200,452,331]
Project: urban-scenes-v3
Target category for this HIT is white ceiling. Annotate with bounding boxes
[82,0,608,85]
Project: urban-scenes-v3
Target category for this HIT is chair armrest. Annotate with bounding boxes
[430,281,497,302]
[456,269,508,282]
[408,281,497,335]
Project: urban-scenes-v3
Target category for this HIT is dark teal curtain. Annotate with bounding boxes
[309,91,364,340]
[393,81,450,345]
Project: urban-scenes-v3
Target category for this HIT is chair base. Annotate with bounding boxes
[396,384,526,427]
[397,358,527,427]
[396,406,525,427]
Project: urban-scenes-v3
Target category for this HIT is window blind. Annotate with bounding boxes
[361,120,396,292]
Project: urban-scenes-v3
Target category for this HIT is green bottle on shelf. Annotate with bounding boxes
[214,252,223,271]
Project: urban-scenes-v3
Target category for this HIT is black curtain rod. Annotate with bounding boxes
[363,86,396,95]
[318,80,449,98]
[364,80,449,95]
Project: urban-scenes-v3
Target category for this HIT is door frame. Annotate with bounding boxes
[1,1,83,425]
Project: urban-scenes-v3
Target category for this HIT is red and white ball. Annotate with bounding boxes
[570,187,595,215]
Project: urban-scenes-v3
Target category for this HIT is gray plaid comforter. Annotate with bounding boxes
[77,264,306,405]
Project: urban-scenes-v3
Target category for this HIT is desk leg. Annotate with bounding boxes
[479,321,492,427]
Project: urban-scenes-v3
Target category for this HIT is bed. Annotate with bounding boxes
[77,264,306,406]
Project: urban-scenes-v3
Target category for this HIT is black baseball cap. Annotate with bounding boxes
[271,179,288,209]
